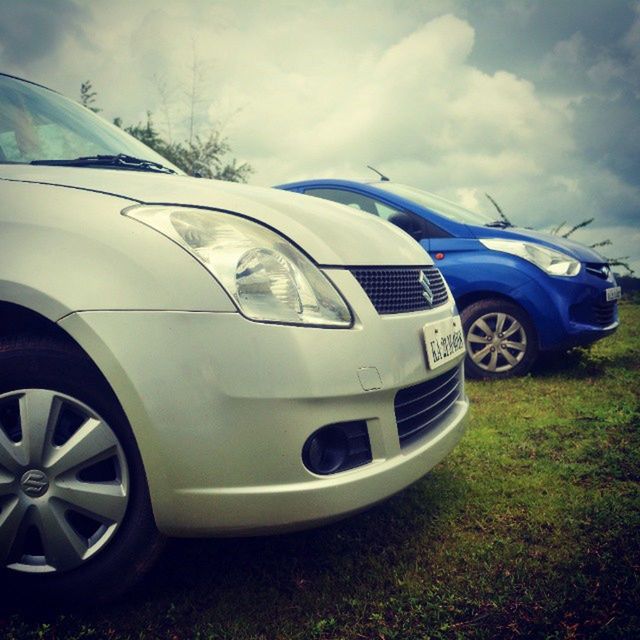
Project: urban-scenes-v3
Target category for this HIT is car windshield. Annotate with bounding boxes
[376,182,494,226]
[0,74,180,172]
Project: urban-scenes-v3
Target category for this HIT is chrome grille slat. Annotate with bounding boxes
[394,365,462,447]
[593,301,616,326]
[397,380,460,426]
[395,366,459,410]
[351,266,449,315]
[398,396,461,443]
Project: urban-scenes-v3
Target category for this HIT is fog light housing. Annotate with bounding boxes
[302,421,372,475]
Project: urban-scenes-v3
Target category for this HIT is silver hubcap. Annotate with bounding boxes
[466,312,528,373]
[0,389,129,573]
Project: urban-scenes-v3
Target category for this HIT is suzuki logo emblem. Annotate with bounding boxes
[20,469,49,498]
[419,271,434,306]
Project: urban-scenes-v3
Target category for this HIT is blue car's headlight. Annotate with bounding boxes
[480,239,581,277]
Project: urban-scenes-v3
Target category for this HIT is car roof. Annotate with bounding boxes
[275,178,381,190]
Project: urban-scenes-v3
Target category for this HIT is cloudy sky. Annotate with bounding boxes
[1,0,639,272]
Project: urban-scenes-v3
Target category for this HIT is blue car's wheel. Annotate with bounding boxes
[461,299,538,379]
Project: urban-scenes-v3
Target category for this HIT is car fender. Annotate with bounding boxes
[0,179,236,321]
[426,243,537,301]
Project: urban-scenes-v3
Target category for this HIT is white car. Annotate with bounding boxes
[0,72,468,604]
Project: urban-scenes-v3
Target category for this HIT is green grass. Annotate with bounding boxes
[3,304,639,639]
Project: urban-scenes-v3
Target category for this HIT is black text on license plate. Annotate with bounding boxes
[606,286,621,302]
[429,330,464,365]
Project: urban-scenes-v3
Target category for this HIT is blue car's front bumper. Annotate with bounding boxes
[437,248,619,353]
[509,269,619,352]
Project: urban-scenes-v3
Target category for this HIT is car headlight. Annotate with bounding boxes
[480,239,581,277]
[124,206,353,327]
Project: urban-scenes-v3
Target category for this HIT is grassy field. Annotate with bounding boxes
[3,304,639,639]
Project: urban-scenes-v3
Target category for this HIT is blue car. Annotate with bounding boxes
[276,178,621,379]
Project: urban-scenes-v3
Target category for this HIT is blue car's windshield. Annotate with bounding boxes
[376,182,494,226]
[0,74,180,173]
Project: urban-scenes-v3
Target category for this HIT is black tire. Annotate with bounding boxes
[461,299,538,380]
[0,336,164,609]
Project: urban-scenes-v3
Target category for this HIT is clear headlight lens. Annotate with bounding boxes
[480,239,581,277]
[125,206,352,327]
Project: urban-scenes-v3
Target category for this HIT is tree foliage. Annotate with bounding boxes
[80,85,251,183]
[116,111,251,181]
[79,80,101,113]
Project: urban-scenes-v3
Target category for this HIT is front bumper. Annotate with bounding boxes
[58,270,468,536]
[510,268,619,352]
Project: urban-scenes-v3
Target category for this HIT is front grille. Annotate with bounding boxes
[586,263,610,280]
[570,298,618,327]
[593,301,616,326]
[351,266,449,315]
[394,365,462,448]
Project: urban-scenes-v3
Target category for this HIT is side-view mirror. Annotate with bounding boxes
[387,212,425,241]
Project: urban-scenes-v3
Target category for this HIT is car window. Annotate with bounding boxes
[304,188,402,222]
[377,182,493,226]
[304,187,434,240]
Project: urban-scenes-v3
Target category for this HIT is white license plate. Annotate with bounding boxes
[423,316,466,370]
[606,286,621,302]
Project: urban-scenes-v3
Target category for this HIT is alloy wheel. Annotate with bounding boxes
[466,312,528,373]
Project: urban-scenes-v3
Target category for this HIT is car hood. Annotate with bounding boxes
[0,166,428,267]
[470,224,607,263]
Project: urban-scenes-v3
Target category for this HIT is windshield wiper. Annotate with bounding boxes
[485,219,513,229]
[31,154,177,174]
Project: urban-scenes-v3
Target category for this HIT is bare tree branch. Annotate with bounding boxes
[153,73,177,145]
[589,239,612,249]
[485,193,514,226]
[562,218,594,238]
[606,257,634,275]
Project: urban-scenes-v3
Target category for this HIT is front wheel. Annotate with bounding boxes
[461,299,538,379]
[0,337,164,607]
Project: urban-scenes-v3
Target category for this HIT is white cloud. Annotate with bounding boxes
[204,11,574,196]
